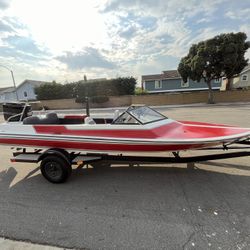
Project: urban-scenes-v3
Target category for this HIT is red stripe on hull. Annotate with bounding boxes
[33,122,249,140]
[0,138,206,152]
[33,124,168,138]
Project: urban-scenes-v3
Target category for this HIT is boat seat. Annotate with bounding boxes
[23,112,60,125]
[84,117,96,125]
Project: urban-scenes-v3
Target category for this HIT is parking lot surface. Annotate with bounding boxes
[0,103,249,249]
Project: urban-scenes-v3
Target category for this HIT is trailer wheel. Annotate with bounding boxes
[40,155,72,183]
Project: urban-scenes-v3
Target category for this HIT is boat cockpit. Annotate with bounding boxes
[4,103,167,126]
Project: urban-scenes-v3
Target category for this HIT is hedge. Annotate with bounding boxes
[35,77,136,101]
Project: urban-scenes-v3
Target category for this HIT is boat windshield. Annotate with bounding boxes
[113,106,167,125]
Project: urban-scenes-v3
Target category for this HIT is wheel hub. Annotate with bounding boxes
[45,162,62,179]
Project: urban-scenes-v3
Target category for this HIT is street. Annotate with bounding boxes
[0,103,249,249]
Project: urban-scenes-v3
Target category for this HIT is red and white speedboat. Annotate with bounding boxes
[0,105,249,153]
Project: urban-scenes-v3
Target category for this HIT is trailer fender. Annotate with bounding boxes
[38,148,71,165]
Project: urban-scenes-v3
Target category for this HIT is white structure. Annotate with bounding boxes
[0,87,16,103]
[231,65,250,89]
[221,65,250,90]
[0,80,50,103]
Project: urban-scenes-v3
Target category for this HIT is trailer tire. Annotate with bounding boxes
[40,155,72,183]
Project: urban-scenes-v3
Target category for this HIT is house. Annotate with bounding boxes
[142,70,221,93]
[16,80,51,101]
[0,80,51,103]
[222,64,250,90]
[0,87,16,103]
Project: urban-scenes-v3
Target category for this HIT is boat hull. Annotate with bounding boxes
[0,135,210,152]
[0,119,249,152]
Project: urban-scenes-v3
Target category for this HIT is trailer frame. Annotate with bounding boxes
[9,143,250,183]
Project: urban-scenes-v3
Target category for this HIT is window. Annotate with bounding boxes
[241,75,248,81]
[181,79,189,88]
[24,91,27,97]
[214,78,221,83]
[155,80,162,89]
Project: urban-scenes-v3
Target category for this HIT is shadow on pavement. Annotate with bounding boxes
[0,164,249,249]
[200,160,250,171]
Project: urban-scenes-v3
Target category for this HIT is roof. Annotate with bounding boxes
[0,87,15,94]
[17,79,51,89]
[141,73,164,81]
[142,70,181,82]
[240,64,250,75]
[0,86,12,92]
[162,70,181,78]
[87,78,107,82]
[0,79,52,95]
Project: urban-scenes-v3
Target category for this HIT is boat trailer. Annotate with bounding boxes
[10,141,250,183]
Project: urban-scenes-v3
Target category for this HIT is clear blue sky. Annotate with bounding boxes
[0,0,249,87]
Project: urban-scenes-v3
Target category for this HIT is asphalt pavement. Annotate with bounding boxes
[0,103,249,249]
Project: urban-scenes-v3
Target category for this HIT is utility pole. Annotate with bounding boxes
[0,64,19,101]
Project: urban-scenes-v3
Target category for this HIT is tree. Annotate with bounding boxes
[74,76,137,103]
[178,32,250,103]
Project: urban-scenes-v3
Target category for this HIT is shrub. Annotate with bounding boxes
[135,87,147,95]
[75,96,87,103]
[35,82,76,100]
[35,77,137,101]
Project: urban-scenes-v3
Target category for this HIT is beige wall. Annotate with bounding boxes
[37,95,132,110]
[132,90,250,105]
[34,90,250,110]
[132,92,208,105]
[102,95,132,108]
[214,89,250,102]
[39,99,83,110]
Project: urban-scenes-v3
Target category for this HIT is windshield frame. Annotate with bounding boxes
[112,106,168,125]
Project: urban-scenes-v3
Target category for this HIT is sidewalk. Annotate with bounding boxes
[0,237,67,250]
